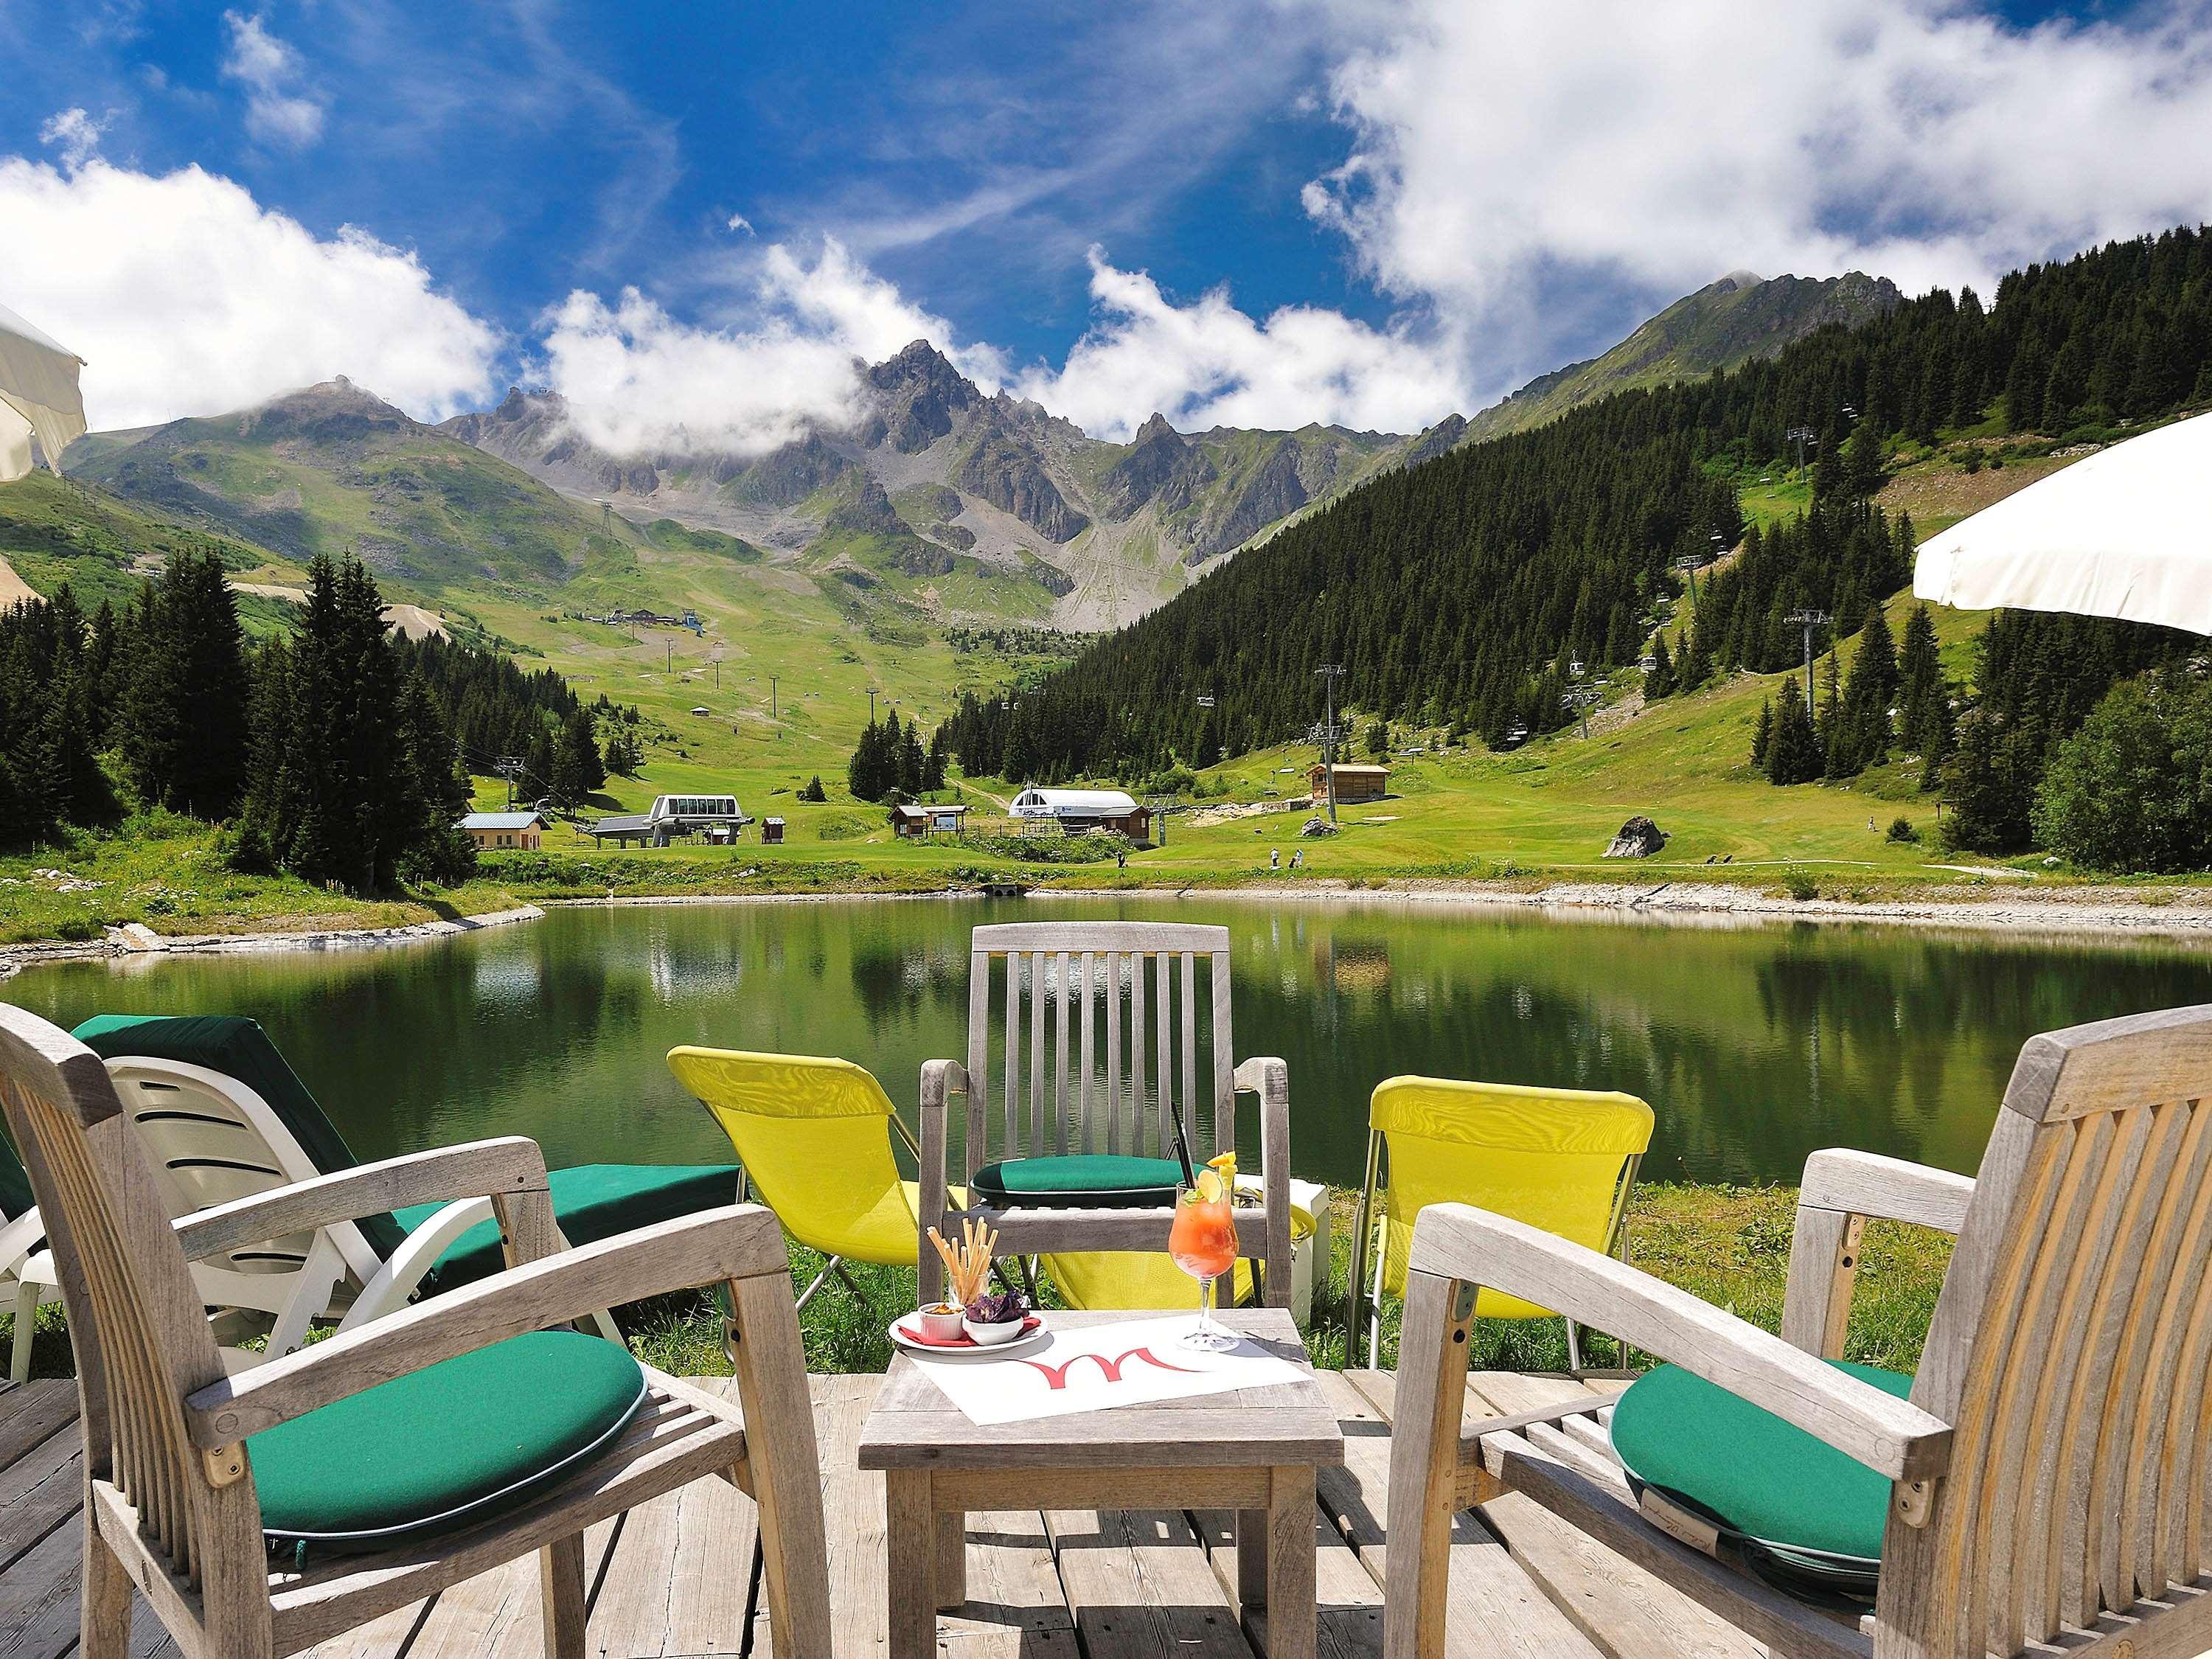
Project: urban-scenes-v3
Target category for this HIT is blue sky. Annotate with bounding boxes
[4,0,2210,446]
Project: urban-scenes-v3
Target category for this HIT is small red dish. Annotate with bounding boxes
[891,1314,1043,1351]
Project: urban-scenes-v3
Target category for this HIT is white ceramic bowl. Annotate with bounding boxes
[916,1305,967,1343]
[962,1313,1027,1346]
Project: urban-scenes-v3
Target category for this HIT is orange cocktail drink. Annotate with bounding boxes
[1172,1158,1240,1351]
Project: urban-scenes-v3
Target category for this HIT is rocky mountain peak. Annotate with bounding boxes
[861,338,981,453]
[1130,411,1182,446]
[236,378,418,445]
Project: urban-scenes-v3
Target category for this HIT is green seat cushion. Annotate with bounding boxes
[1609,1360,1913,1597]
[249,1330,646,1554]
[970,1154,1183,1210]
[72,1014,411,1260]
[393,1164,740,1293]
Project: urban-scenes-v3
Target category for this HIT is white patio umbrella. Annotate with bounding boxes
[0,300,88,483]
[1913,411,2212,636]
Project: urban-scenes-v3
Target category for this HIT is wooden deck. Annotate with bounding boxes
[0,1369,1758,1659]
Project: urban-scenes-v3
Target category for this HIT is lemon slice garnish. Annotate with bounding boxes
[1194,1167,1227,1204]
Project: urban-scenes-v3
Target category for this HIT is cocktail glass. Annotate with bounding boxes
[1170,1169,1239,1352]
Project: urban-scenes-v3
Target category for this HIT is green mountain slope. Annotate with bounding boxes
[1463,271,1904,444]
[66,378,630,598]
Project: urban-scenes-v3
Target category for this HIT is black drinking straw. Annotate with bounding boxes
[1168,1106,1199,1189]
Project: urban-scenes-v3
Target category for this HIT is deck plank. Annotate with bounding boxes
[0,1512,85,1659]
[1314,1372,1600,1659]
[1044,1506,1255,1659]
[1188,1500,1382,1659]
[0,1430,79,1580]
[1346,1371,1761,1659]
[591,1375,761,1658]
[0,1387,76,1481]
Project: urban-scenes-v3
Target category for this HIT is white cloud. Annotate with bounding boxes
[540,237,1005,457]
[221,11,325,148]
[1014,248,1465,438]
[0,151,499,429]
[726,212,754,235]
[38,108,107,170]
[1303,0,2212,398]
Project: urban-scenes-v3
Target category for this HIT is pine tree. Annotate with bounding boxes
[1750,697,1773,771]
[1898,602,1954,785]
[898,717,926,796]
[124,549,250,819]
[1829,602,1899,777]
[550,708,605,807]
[398,671,476,883]
[924,727,950,792]
[1677,627,1713,693]
[255,556,408,891]
[1644,634,1674,700]
[799,775,827,803]
[1766,686,1826,785]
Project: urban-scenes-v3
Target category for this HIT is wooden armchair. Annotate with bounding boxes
[1385,1005,2212,1659]
[0,1004,831,1659]
[917,920,1293,1310]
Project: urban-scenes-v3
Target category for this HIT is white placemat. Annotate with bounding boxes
[907,1313,1309,1425]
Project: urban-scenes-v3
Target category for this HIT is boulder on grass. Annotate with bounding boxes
[1604,816,1667,859]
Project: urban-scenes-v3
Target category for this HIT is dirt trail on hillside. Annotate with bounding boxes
[0,554,34,609]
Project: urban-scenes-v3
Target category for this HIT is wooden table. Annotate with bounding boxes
[856,1307,1346,1659]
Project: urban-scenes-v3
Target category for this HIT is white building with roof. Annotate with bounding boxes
[1008,787,1151,838]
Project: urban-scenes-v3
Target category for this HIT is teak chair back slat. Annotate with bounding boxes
[919,920,1292,1308]
[958,923,1237,1175]
[1879,1006,2212,1657]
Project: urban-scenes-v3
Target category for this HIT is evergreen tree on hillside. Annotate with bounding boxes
[230,639,295,874]
[235,556,413,891]
[124,547,250,819]
[924,726,950,792]
[1764,687,1825,785]
[899,717,927,796]
[1750,697,1774,771]
[1644,634,1675,700]
[1676,627,1713,694]
[550,708,606,807]
[1941,709,2036,853]
[398,672,476,883]
[1826,603,1899,776]
[1898,604,1954,785]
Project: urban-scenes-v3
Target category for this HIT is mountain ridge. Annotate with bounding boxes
[1463,271,1905,443]
[55,267,1905,635]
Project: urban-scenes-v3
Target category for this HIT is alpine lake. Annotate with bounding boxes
[11,895,2212,1189]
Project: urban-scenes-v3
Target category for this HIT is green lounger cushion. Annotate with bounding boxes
[1609,1359,1914,1597]
[392,1163,741,1291]
[250,1330,647,1554]
[72,1013,412,1259]
[970,1154,1183,1210]
[72,1013,738,1295]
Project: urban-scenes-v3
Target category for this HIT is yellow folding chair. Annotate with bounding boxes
[1345,1075,1652,1368]
[667,1047,960,1310]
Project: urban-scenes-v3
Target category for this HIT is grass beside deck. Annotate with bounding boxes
[621,1180,1953,1380]
[0,1180,1953,1382]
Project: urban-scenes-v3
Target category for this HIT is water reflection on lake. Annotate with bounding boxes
[10,897,2211,1188]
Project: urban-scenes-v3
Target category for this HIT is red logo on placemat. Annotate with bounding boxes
[1021,1347,1200,1390]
